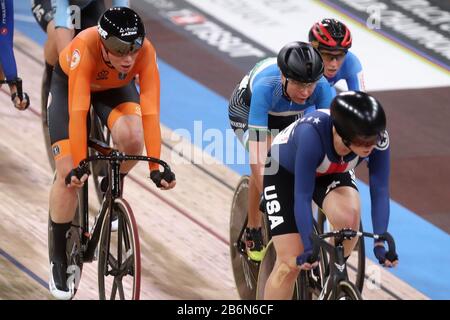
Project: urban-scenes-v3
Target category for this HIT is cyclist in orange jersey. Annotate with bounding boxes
[47,7,176,300]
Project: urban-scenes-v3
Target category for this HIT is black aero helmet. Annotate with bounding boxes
[309,18,352,52]
[331,91,386,143]
[98,7,145,56]
[277,41,324,83]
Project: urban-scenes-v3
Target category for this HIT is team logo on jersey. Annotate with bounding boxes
[0,27,7,36]
[70,49,81,70]
[375,130,389,151]
[52,145,60,157]
[96,70,109,80]
[135,105,142,116]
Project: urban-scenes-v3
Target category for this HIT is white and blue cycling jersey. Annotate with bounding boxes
[0,0,17,81]
[271,109,390,251]
[52,0,129,29]
[326,51,365,93]
[247,58,335,132]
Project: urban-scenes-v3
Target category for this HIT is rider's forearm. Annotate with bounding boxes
[249,138,269,191]
[69,111,89,167]
[141,114,161,172]
[368,147,391,236]
[250,162,264,192]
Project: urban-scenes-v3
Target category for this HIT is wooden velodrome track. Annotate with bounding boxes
[0,33,427,300]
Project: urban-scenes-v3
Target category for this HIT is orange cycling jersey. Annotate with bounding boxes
[59,27,161,171]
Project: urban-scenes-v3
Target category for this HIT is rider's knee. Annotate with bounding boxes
[331,203,359,230]
[114,125,143,154]
[270,258,300,288]
[342,207,360,229]
[125,133,144,154]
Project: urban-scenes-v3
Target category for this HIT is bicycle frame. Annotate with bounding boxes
[313,235,350,300]
[310,229,397,300]
[72,138,172,263]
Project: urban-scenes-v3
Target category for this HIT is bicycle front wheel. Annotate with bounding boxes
[333,281,363,300]
[98,198,141,300]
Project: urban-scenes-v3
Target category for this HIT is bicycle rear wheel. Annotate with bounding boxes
[98,198,141,300]
[230,175,270,300]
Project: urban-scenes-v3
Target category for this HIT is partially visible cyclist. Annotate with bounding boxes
[228,41,334,262]
[262,91,398,299]
[31,0,129,123]
[0,0,30,110]
[309,18,365,93]
[47,7,176,300]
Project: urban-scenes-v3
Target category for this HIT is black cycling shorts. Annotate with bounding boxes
[262,160,358,236]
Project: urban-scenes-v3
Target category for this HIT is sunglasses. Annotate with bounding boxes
[350,135,379,147]
[320,51,347,62]
[287,79,318,89]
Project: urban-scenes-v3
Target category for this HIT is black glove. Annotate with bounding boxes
[150,169,175,188]
[374,243,398,265]
[65,166,91,185]
[296,248,318,266]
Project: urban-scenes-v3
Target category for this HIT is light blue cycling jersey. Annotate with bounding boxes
[247,58,334,131]
[0,0,17,80]
[52,0,129,29]
[326,51,364,91]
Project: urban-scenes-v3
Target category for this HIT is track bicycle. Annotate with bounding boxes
[48,138,173,299]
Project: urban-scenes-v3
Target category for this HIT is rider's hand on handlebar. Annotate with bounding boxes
[374,242,399,268]
[150,169,176,190]
[65,167,90,188]
[296,249,319,271]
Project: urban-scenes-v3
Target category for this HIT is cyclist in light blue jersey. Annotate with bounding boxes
[0,0,30,110]
[309,18,365,94]
[228,41,334,262]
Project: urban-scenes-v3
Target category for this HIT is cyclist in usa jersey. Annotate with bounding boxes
[262,91,398,299]
[309,18,365,94]
[228,42,334,262]
[0,0,30,110]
